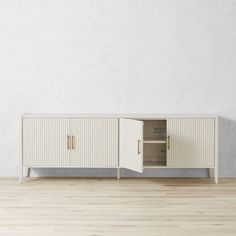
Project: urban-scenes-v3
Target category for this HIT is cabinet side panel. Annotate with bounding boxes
[23,118,70,166]
[70,118,118,167]
[167,118,215,167]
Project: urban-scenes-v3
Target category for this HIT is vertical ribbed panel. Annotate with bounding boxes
[70,118,118,167]
[23,118,70,166]
[119,119,143,172]
[167,118,215,167]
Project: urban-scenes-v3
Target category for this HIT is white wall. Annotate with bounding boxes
[0,0,235,177]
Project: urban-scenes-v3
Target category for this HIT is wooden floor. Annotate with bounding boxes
[0,178,236,236]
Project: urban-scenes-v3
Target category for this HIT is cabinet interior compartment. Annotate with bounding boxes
[144,143,166,166]
[143,120,167,142]
[143,120,167,166]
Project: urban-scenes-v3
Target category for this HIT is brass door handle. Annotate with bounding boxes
[72,135,75,150]
[67,135,71,150]
[138,139,142,155]
[167,135,170,150]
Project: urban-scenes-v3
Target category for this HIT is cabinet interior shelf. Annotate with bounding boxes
[144,163,166,167]
[143,140,166,144]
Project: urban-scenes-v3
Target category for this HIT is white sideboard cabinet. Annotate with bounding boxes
[20,114,218,183]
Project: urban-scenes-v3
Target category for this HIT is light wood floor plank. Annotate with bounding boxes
[0,178,236,236]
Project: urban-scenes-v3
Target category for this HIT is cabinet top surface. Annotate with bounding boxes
[22,113,218,119]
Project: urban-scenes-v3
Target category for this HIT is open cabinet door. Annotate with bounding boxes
[119,119,143,173]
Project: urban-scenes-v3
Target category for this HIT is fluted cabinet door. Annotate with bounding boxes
[23,118,70,166]
[119,119,143,173]
[70,118,118,167]
[167,118,215,167]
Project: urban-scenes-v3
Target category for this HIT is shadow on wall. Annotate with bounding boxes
[32,116,236,178]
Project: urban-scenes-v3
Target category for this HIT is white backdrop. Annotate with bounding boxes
[0,0,235,177]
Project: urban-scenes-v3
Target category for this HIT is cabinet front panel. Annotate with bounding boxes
[23,118,70,166]
[70,118,118,167]
[167,118,215,167]
[119,119,143,173]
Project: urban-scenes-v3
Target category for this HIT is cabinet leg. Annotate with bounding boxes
[27,168,31,177]
[209,168,218,184]
[19,166,23,183]
[209,168,214,178]
[23,167,29,178]
[117,168,120,180]
[214,168,218,184]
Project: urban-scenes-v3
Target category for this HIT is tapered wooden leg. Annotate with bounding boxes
[23,167,29,178]
[214,168,218,184]
[27,168,31,177]
[117,168,120,180]
[19,166,23,183]
[209,168,214,178]
[209,168,218,184]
